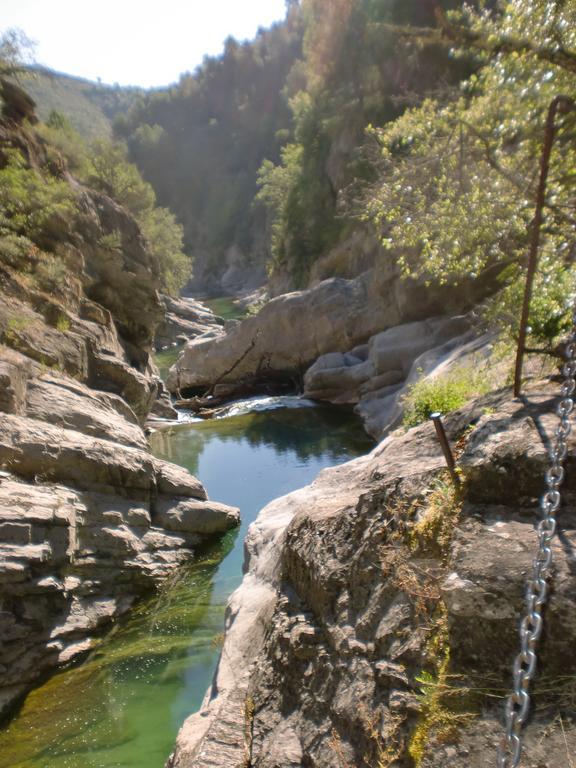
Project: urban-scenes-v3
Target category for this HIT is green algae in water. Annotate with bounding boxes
[0,403,373,768]
[0,542,233,768]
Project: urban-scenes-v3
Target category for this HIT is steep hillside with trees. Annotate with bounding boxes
[356,0,576,347]
[23,66,143,139]
[34,112,191,295]
[257,0,473,292]
[117,13,304,294]
[115,0,472,295]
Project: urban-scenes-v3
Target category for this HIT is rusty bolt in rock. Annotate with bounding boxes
[430,412,460,488]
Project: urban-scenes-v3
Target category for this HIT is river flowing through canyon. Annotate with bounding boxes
[0,395,373,768]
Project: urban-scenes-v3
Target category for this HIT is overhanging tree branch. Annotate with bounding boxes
[381,12,576,74]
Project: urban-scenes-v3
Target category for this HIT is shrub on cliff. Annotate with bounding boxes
[402,366,491,428]
[0,148,75,244]
[37,115,190,296]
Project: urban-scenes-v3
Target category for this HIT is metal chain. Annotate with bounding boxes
[497,318,576,767]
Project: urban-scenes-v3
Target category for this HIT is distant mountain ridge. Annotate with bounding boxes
[22,66,144,139]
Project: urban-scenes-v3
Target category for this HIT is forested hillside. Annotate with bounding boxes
[116,12,304,294]
[356,0,576,346]
[116,0,472,294]
[22,0,576,342]
[23,67,142,139]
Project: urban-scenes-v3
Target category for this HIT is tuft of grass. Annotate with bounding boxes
[98,230,122,252]
[56,314,71,332]
[408,607,476,766]
[411,477,462,559]
[359,704,404,768]
[35,255,68,293]
[402,366,491,428]
[4,315,33,346]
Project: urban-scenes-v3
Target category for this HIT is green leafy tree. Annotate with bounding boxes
[139,206,188,296]
[0,28,35,78]
[0,148,75,243]
[256,0,472,288]
[84,138,190,294]
[357,0,576,346]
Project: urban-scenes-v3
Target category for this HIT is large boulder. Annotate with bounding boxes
[304,315,495,438]
[154,294,225,351]
[168,264,493,398]
[155,498,240,535]
[304,315,470,403]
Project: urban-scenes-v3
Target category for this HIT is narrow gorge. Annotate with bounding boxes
[1,1,576,767]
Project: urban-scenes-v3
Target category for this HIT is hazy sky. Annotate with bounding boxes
[1,0,288,87]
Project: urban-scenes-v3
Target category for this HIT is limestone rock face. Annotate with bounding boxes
[0,402,239,717]
[76,187,163,352]
[168,268,476,396]
[170,387,576,767]
[0,115,239,718]
[0,360,27,415]
[303,315,473,433]
[155,499,240,535]
[25,375,147,450]
[304,316,496,437]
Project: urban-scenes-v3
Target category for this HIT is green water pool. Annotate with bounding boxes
[0,400,373,768]
[200,296,247,321]
[154,346,182,382]
[153,296,247,381]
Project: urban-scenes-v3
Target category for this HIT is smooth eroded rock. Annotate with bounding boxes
[155,498,240,535]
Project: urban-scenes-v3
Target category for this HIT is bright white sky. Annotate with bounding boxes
[1,0,288,87]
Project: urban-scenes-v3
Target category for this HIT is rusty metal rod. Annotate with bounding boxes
[513,94,575,398]
[430,411,460,487]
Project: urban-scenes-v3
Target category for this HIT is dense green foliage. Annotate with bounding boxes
[0,145,76,296]
[403,366,491,427]
[0,119,188,299]
[83,137,189,295]
[0,148,75,242]
[358,0,576,345]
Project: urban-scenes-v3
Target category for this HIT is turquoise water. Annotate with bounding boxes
[0,401,373,768]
